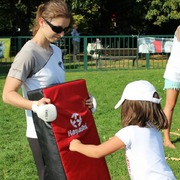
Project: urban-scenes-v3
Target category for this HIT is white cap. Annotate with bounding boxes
[114,80,161,109]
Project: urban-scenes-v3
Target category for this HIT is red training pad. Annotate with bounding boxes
[43,79,111,180]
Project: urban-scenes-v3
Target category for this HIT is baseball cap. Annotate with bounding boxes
[114,80,161,109]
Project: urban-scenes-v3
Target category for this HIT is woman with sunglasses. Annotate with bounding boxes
[2,1,95,179]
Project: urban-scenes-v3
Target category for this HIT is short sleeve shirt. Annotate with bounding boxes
[8,40,65,138]
[115,126,176,180]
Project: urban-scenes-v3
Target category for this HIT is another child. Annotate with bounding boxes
[69,80,176,180]
[163,25,180,149]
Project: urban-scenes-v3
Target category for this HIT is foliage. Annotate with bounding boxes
[0,0,151,36]
[0,0,45,36]
[137,0,180,26]
[0,0,180,36]
[66,0,100,34]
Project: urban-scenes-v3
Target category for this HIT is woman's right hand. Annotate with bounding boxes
[36,97,51,106]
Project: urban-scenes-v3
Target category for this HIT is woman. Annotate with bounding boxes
[2,1,94,179]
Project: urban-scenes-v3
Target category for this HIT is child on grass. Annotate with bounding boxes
[69,80,176,180]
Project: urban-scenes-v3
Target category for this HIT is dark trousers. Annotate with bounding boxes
[27,138,47,180]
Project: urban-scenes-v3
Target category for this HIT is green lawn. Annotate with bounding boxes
[0,69,179,180]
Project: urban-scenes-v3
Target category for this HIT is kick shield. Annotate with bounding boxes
[27,79,111,180]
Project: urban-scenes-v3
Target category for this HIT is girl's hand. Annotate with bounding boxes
[69,139,81,151]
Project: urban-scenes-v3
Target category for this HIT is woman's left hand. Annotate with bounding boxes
[86,96,97,113]
[85,97,93,109]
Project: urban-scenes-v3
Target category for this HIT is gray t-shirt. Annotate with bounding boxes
[8,40,65,138]
[8,40,53,81]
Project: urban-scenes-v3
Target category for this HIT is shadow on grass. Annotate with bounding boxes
[172,137,180,146]
[64,61,97,70]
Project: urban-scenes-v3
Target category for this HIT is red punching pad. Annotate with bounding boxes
[27,79,111,180]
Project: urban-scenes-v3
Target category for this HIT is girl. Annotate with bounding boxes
[70,80,176,180]
[163,25,180,149]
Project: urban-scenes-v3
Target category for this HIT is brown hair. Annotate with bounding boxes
[121,92,168,130]
[32,0,72,36]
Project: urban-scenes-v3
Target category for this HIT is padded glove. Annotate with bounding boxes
[32,103,57,122]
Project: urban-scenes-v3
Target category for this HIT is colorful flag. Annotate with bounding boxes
[0,38,11,58]
[138,37,173,53]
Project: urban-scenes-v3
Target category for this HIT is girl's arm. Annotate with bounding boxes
[69,136,125,158]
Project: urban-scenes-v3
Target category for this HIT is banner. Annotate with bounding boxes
[138,37,173,54]
[0,38,11,58]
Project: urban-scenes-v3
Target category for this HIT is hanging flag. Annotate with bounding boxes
[138,37,173,53]
[0,38,11,58]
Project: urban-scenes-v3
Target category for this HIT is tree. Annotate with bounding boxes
[0,0,45,36]
[65,0,101,35]
[0,0,178,36]
[67,0,148,35]
[136,0,180,34]
[1,0,145,36]
[66,0,114,35]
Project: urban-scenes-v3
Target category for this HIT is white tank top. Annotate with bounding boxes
[164,26,180,82]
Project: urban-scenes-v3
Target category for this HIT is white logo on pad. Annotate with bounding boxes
[68,113,88,137]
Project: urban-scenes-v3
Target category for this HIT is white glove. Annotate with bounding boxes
[91,96,97,113]
[32,103,57,122]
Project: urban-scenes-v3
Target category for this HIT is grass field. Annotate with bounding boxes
[0,68,179,180]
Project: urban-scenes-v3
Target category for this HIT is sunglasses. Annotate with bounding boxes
[43,18,69,34]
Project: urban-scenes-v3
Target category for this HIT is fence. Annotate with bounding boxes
[0,35,173,71]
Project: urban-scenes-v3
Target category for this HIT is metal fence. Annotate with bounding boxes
[0,35,173,71]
